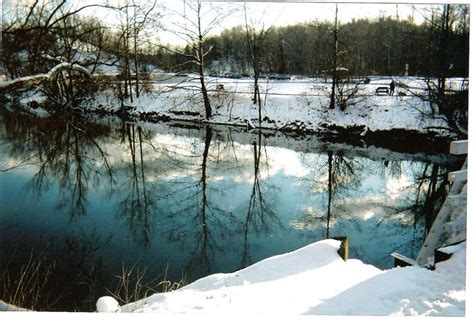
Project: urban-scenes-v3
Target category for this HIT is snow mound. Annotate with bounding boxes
[118,239,465,315]
[96,296,120,313]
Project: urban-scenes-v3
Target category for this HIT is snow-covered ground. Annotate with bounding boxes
[110,239,465,316]
[2,72,463,137]
[86,75,458,136]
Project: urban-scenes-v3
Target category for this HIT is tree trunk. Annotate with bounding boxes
[196,2,212,120]
[199,71,212,119]
[438,4,450,99]
[253,73,259,104]
[198,40,212,119]
[329,4,338,110]
[134,23,140,98]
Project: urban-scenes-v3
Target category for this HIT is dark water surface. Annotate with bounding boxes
[0,111,460,311]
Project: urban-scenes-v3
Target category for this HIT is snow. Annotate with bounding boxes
[0,74,47,89]
[46,62,91,78]
[85,75,455,136]
[1,74,462,137]
[0,300,30,311]
[117,239,465,316]
[0,62,90,90]
[96,296,120,313]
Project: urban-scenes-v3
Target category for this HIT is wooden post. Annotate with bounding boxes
[333,236,349,261]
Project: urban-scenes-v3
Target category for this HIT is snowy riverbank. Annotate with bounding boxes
[109,239,465,315]
[9,75,460,140]
[0,239,467,315]
[84,76,458,137]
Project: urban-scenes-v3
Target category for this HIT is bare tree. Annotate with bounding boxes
[131,0,158,99]
[329,3,339,110]
[401,4,468,138]
[113,0,159,104]
[167,0,234,120]
[2,0,126,76]
[334,76,365,111]
[1,0,131,107]
[325,4,365,112]
[244,5,273,126]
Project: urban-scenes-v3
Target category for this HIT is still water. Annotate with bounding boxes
[0,111,459,311]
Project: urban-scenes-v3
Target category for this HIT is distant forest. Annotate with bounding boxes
[148,14,469,77]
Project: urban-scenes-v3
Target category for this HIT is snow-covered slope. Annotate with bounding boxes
[118,239,465,316]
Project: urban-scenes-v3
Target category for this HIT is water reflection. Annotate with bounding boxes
[242,131,283,268]
[3,112,114,218]
[63,227,112,310]
[117,123,154,246]
[0,110,460,311]
[413,163,449,235]
[325,152,361,238]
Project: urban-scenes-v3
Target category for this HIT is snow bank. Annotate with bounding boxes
[87,76,453,136]
[119,239,465,316]
[2,75,459,137]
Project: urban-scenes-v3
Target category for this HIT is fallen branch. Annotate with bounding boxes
[0,62,91,94]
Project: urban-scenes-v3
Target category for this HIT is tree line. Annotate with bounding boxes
[170,11,469,78]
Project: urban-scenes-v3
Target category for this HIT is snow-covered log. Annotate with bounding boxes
[0,62,91,94]
[46,62,91,80]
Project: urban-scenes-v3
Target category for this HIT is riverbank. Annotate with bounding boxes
[91,76,451,134]
[7,76,460,144]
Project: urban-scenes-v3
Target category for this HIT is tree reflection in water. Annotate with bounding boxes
[241,131,282,268]
[295,150,452,266]
[117,123,154,247]
[3,112,114,218]
[412,163,449,235]
[301,151,362,239]
[1,112,116,310]
[324,151,362,238]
